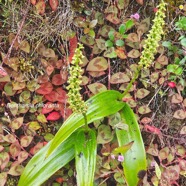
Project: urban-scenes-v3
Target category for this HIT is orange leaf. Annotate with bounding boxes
[35,0,46,15]
[31,0,36,5]
[49,0,59,11]
[115,48,127,59]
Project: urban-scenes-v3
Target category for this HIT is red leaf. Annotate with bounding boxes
[68,35,78,63]
[56,177,64,183]
[144,125,161,135]
[168,81,176,88]
[44,91,57,102]
[47,111,61,121]
[52,74,65,85]
[55,87,67,103]
[36,82,53,95]
[49,0,59,11]
[0,66,8,77]
[42,102,55,114]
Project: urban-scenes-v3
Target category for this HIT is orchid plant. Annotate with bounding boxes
[18,1,166,186]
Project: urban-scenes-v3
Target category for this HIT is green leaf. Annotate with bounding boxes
[108,31,115,41]
[119,24,126,35]
[162,41,172,49]
[116,104,147,186]
[46,90,125,157]
[115,39,124,46]
[105,40,114,48]
[175,67,183,75]
[125,20,134,30]
[18,134,76,186]
[112,141,134,155]
[75,129,97,186]
[181,38,186,47]
[88,29,96,38]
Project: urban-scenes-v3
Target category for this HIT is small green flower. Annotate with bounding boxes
[138,0,166,68]
[67,43,87,114]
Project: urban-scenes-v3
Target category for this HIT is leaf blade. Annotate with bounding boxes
[116,104,147,186]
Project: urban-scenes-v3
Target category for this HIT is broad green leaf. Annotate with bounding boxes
[18,134,75,186]
[46,90,125,157]
[75,129,97,186]
[116,104,147,186]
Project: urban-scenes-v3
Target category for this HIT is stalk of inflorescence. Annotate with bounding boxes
[122,0,166,98]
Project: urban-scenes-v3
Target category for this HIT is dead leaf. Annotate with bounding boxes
[171,93,183,104]
[19,40,30,53]
[173,109,186,120]
[110,72,130,84]
[87,57,108,71]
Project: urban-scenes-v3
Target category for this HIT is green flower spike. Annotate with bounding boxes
[67,43,87,114]
[138,0,166,68]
